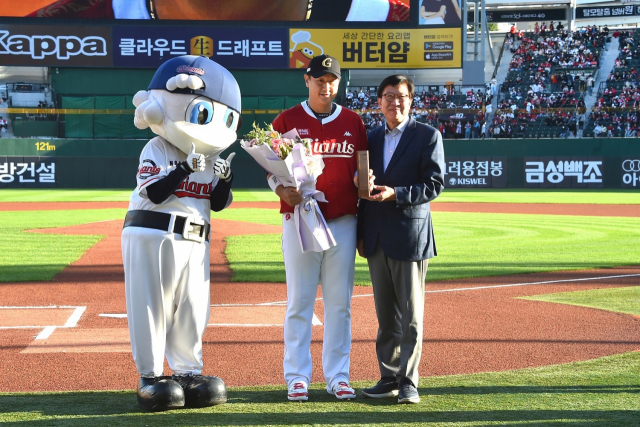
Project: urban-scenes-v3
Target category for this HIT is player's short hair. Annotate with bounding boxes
[377,75,415,99]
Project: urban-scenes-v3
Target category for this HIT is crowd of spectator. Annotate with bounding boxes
[502,24,605,101]
[346,86,491,133]
[588,108,640,137]
[344,25,640,139]
[580,28,640,137]
[487,108,580,139]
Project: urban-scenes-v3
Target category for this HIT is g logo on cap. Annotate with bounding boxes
[322,58,332,68]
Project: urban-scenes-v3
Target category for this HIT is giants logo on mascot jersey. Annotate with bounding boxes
[138,159,161,179]
[310,139,355,158]
[174,176,213,200]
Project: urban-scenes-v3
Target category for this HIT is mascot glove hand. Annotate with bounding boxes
[184,143,206,173]
[214,152,235,181]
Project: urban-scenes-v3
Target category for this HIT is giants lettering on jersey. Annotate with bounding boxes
[138,159,161,179]
[312,140,355,158]
[175,176,213,200]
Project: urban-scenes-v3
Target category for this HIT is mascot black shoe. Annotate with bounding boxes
[173,374,227,407]
[137,376,185,412]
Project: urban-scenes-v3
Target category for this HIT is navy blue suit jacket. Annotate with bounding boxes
[357,117,445,261]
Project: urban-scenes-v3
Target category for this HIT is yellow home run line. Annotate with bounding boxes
[0,108,283,115]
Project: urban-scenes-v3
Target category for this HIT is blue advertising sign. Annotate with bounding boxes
[113,26,288,69]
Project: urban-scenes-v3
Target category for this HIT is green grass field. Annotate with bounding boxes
[218,209,640,285]
[2,188,640,204]
[2,188,640,284]
[2,208,639,284]
[1,189,639,425]
[521,286,640,317]
[2,349,639,425]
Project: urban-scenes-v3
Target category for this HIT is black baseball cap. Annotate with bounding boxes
[306,54,341,79]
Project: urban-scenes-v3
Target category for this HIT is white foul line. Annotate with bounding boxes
[0,306,87,339]
[99,273,640,329]
[352,272,640,299]
[208,323,284,327]
[36,326,56,340]
[64,306,86,327]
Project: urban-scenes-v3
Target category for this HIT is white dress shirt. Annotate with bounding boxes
[383,117,409,172]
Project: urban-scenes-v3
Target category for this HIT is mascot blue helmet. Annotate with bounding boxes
[133,55,242,158]
[148,55,241,115]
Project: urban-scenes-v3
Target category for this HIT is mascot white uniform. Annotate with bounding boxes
[121,55,241,412]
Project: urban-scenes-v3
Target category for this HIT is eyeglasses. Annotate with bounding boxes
[381,93,411,102]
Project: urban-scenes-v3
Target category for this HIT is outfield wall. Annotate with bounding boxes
[1,138,639,189]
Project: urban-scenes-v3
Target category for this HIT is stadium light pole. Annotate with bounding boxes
[462,0,491,85]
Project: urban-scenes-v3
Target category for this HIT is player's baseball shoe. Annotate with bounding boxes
[328,381,356,400]
[137,376,185,411]
[172,374,227,407]
[362,377,399,398]
[397,379,420,404]
[287,381,309,401]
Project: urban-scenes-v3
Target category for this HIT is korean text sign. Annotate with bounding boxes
[113,26,288,69]
[289,28,461,69]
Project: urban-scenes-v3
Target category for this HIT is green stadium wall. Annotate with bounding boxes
[50,67,331,140]
[1,138,640,189]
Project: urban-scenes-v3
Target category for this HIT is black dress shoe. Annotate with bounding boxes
[137,376,185,412]
[173,375,227,407]
[397,379,420,404]
[362,377,399,398]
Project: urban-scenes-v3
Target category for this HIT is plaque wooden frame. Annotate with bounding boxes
[357,150,370,198]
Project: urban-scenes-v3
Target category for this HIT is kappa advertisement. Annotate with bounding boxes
[0,24,111,67]
[0,23,460,69]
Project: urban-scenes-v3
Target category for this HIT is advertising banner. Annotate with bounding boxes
[524,157,604,188]
[0,156,56,187]
[468,9,567,23]
[577,6,640,19]
[0,24,111,67]
[113,26,288,69]
[289,27,461,69]
[621,158,640,189]
[444,157,507,188]
[438,112,477,122]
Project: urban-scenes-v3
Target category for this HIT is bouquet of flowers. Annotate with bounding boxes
[244,122,308,159]
[241,123,335,252]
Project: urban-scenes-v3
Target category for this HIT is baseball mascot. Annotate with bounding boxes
[121,55,241,411]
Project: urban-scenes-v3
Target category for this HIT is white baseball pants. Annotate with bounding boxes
[121,226,210,377]
[281,214,356,390]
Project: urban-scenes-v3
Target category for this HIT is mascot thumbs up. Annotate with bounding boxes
[121,55,241,411]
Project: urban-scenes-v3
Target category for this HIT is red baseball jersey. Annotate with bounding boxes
[272,102,368,220]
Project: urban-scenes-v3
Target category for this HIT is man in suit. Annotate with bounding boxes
[356,74,445,404]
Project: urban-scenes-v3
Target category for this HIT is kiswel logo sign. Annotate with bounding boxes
[444,157,507,188]
[0,24,111,67]
[621,159,640,188]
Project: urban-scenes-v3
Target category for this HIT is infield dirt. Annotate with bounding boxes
[0,202,638,392]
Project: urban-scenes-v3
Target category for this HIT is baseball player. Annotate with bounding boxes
[121,55,240,411]
[268,55,368,401]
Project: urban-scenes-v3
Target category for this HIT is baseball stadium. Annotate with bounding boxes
[1,0,639,425]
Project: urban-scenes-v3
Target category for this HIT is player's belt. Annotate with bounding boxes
[123,210,210,243]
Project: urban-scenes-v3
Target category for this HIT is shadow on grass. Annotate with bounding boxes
[1,385,638,425]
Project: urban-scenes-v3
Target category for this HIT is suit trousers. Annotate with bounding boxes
[367,241,428,387]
